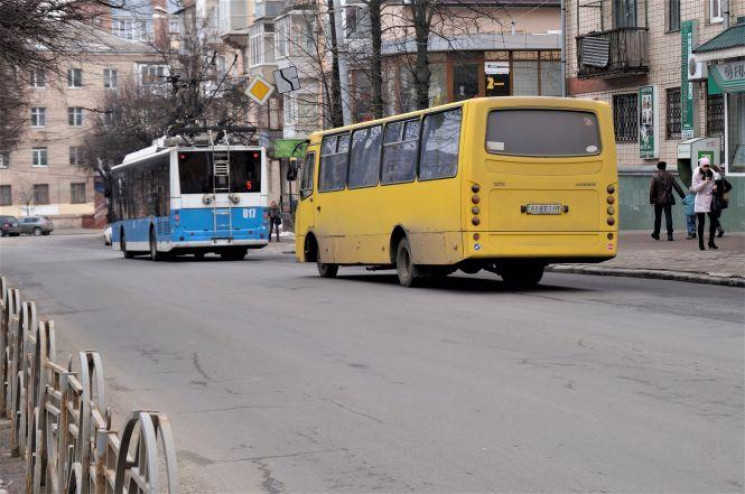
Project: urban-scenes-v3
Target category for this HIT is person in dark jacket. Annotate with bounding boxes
[711,165,733,238]
[649,161,686,241]
[268,201,281,242]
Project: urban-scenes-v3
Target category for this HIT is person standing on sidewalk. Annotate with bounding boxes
[711,165,732,238]
[682,191,697,240]
[649,161,686,241]
[268,201,281,242]
[690,157,718,250]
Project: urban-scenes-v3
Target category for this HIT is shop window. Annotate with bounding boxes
[613,93,638,142]
[666,87,681,140]
[453,63,479,102]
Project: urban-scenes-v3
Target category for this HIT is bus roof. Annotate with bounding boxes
[307,96,610,144]
[114,141,263,170]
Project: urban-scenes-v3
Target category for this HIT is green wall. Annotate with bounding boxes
[618,173,745,232]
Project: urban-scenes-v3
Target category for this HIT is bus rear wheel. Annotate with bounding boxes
[499,261,545,289]
[121,231,134,259]
[396,237,420,287]
[317,261,338,278]
[149,230,163,261]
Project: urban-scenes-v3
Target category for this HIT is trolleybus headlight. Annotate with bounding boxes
[607,217,615,226]
[472,195,480,204]
[471,206,480,215]
[473,233,480,241]
[471,184,480,193]
[229,193,240,204]
[607,206,615,215]
[202,194,214,205]
[472,217,480,226]
[607,185,615,194]
[607,196,615,205]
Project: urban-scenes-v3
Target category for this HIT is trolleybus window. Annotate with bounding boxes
[349,125,382,189]
[382,118,420,184]
[300,152,316,199]
[419,109,461,180]
[486,110,601,157]
[178,151,261,194]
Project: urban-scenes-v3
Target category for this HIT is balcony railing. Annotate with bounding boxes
[576,27,649,78]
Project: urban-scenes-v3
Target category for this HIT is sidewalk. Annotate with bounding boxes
[549,231,745,287]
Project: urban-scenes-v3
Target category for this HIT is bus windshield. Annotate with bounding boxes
[178,151,262,194]
[486,109,601,157]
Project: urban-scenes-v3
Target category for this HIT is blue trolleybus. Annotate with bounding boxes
[110,137,269,260]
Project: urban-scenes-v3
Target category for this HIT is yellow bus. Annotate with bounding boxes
[294,97,618,288]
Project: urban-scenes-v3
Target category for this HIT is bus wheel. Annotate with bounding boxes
[396,237,420,287]
[121,231,134,259]
[500,261,544,289]
[317,261,338,278]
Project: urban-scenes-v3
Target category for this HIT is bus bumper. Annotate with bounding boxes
[464,231,617,261]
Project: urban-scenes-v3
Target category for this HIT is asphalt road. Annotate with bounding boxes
[1,233,743,493]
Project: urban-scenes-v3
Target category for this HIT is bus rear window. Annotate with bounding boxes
[179,151,261,194]
[486,110,601,157]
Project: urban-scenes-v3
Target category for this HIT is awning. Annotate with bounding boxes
[708,60,745,93]
[271,139,307,159]
[693,22,745,62]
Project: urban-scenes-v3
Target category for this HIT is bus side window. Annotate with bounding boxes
[419,108,462,181]
[300,152,316,199]
[381,119,419,185]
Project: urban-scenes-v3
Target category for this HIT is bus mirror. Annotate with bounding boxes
[287,157,299,181]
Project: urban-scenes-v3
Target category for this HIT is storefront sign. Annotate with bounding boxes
[710,60,745,93]
[680,20,698,139]
[485,62,509,97]
[639,85,659,159]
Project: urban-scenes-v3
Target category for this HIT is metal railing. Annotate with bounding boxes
[576,27,649,78]
[0,276,179,493]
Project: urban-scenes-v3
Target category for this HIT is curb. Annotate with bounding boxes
[547,265,745,288]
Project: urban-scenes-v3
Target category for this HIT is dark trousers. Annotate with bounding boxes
[653,204,673,236]
[697,212,717,246]
[269,221,280,241]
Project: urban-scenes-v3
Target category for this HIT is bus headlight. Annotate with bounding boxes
[202,194,214,205]
[229,193,240,204]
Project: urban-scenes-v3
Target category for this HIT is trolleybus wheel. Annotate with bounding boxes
[121,231,135,259]
[396,237,420,287]
[149,230,162,261]
[317,261,338,278]
[499,261,544,289]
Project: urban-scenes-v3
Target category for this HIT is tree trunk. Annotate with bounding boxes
[368,0,384,118]
[325,0,344,127]
[412,0,430,110]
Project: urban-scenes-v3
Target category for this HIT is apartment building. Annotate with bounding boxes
[0,32,162,227]
[566,0,744,231]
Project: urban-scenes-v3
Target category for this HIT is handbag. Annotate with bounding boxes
[713,195,729,212]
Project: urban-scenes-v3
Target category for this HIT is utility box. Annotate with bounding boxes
[677,137,721,186]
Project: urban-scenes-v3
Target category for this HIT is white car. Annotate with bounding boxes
[103,225,112,246]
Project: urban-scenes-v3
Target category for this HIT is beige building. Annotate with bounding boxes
[0,32,162,227]
[565,0,745,230]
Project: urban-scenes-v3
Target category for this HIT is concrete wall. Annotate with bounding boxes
[619,175,745,232]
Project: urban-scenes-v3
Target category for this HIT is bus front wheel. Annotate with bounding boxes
[317,261,338,278]
[396,237,420,287]
[499,261,545,289]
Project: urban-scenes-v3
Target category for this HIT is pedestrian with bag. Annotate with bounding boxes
[690,157,719,250]
[649,161,686,241]
[268,200,281,242]
[682,191,697,240]
[711,165,732,238]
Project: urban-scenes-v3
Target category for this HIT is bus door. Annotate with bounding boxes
[296,150,317,240]
[480,108,606,233]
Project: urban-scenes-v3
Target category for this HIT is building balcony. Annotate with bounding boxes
[576,27,649,79]
[254,1,284,20]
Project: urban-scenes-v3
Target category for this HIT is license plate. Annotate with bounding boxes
[526,204,562,215]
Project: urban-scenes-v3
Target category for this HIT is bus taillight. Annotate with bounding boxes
[174,210,180,226]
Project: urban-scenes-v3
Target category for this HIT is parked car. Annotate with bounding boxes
[103,225,112,245]
[0,215,21,236]
[19,216,54,236]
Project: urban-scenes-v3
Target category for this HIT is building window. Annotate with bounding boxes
[33,184,49,205]
[169,18,180,35]
[614,0,637,28]
[104,69,118,89]
[68,107,84,126]
[70,183,86,204]
[0,185,10,206]
[250,22,275,67]
[283,94,298,125]
[112,19,150,40]
[139,64,168,87]
[710,0,723,23]
[0,152,8,169]
[613,93,638,142]
[666,87,681,140]
[69,146,84,166]
[30,107,46,128]
[32,148,48,167]
[68,68,82,88]
[707,93,725,138]
[668,0,680,31]
[30,69,45,88]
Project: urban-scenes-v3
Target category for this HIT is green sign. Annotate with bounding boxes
[271,139,307,159]
[680,20,697,139]
[709,60,745,93]
[639,85,658,159]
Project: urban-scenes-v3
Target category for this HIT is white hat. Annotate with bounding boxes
[699,156,710,166]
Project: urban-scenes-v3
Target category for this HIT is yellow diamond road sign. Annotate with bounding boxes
[245,75,274,105]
